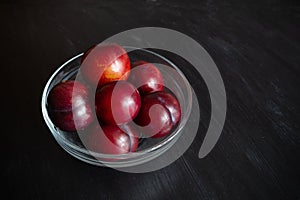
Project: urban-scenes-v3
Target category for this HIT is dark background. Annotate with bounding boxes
[1,0,299,199]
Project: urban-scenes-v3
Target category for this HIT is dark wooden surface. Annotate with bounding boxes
[1,0,299,199]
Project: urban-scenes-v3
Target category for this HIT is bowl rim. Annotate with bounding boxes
[41,46,193,160]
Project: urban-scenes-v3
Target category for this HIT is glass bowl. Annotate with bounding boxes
[41,47,192,168]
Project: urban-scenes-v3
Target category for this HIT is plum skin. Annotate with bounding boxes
[128,61,164,96]
[134,91,181,138]
[47,80,94,132]
[80,43,131,88]
[83,124,139,154]
[95,81,141,125]
[155,92,181,126]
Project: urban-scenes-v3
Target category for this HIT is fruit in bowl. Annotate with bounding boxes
[134,91,181,138]
[83,124,139,154]
[95,80,141,125]
[47,80,94,132]
[80,43,130,88]
[46,43,181,155]
[128,61,164,96]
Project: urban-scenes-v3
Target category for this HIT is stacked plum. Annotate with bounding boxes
[47,43,181,154]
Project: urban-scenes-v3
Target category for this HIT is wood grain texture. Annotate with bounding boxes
[1,0,299,199]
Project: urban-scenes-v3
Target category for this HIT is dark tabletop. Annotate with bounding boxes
[1,0,299,199]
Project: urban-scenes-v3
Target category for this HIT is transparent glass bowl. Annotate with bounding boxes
[41,47,192,168]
